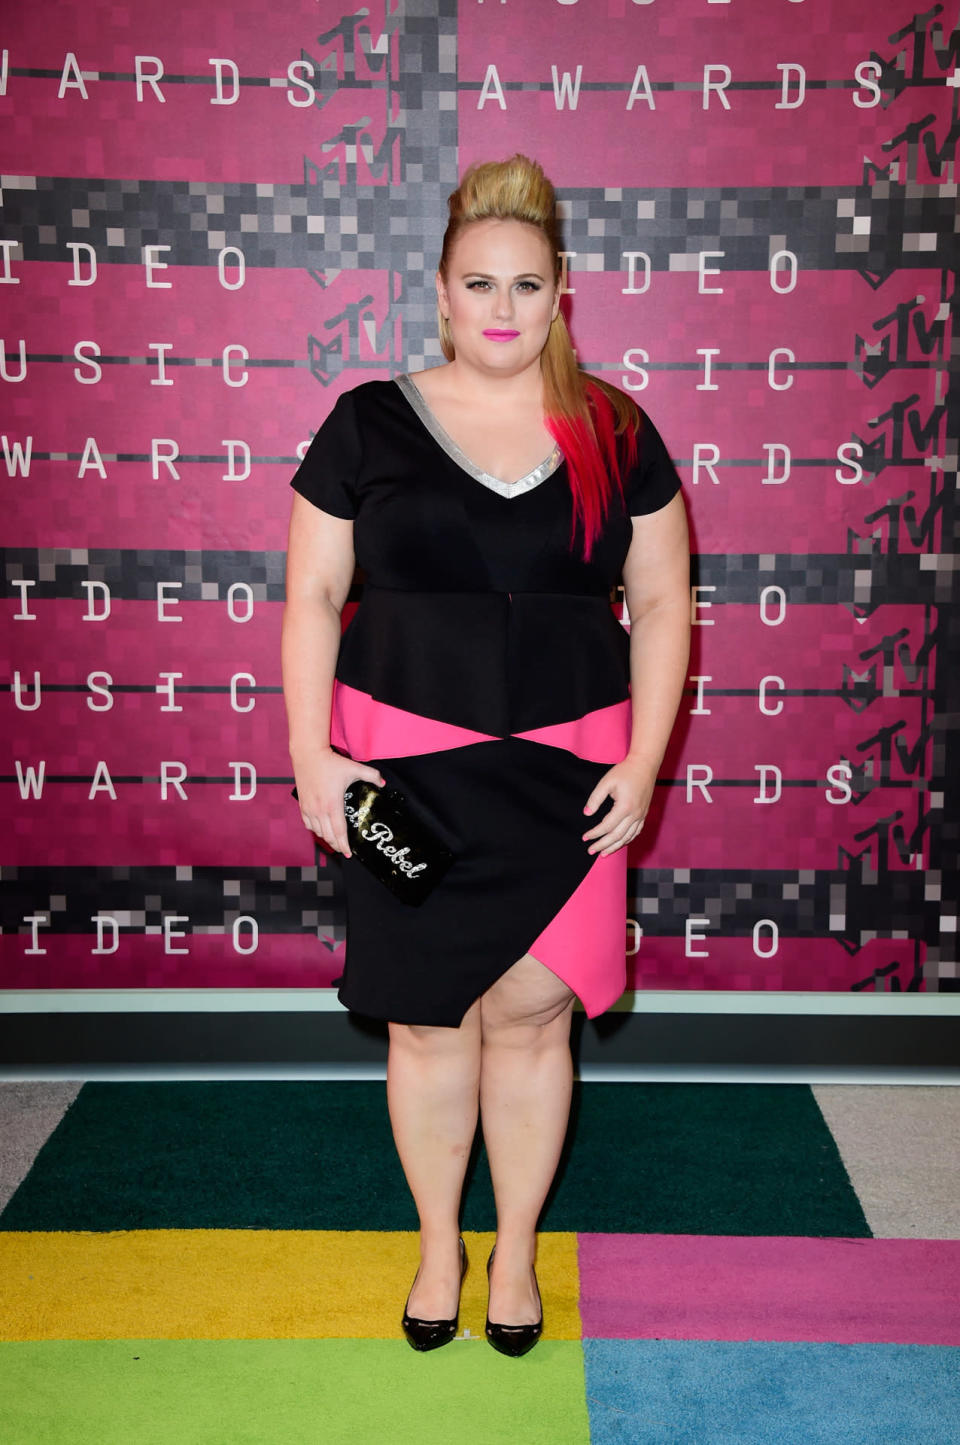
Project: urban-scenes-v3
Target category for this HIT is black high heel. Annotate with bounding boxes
[484,1245,543,1358]
[401,1236,467,1352]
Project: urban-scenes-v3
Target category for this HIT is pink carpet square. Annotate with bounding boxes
[577,1234,960,1346]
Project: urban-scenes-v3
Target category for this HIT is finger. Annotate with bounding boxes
[597,808,647,841]
[338,805,354,857]
[587,816,640,853]
[597,820,644,857]
[299,806,326,838]
[330,812,352,858]
[582,783,611,817]
[583,807,630,842]
[583,818,625,842]
[303,811,326,840]
[351,764,385,788]
[317,809,349,858]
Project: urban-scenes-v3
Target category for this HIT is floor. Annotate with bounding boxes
[0,1079,958,1444]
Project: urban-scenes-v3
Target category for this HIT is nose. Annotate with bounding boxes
[493,284,514,320]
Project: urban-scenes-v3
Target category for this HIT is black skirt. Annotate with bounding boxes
[290,375,681,1025]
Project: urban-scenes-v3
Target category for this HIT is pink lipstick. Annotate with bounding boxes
[483,329,520,341]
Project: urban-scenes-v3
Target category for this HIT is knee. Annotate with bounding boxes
[389,1002,481,1058]
[389,1021,441,1055]
[480,989,574,1047]
[480,954,575,1042]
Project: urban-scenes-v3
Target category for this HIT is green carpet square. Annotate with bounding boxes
[0,1081,869,1237]
[0,1338,591,1445]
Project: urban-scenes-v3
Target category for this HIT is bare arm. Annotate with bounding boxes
[582,491,690,855]
[622,491,691,772]
[281,492,384,855]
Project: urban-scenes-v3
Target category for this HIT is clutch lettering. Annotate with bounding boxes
[344,792,429,879]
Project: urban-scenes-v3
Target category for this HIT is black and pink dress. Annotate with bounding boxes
[290,374,681,1026]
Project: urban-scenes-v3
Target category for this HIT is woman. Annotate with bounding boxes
[282,155,690,1356]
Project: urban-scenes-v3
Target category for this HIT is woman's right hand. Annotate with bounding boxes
[292,748,386,858]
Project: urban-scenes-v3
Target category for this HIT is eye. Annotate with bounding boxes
[466,279,491,290]
[516,281,542,292]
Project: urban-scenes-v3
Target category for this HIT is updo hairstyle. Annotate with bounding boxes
[437,155,639,558]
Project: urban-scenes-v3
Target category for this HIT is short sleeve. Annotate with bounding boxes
[289,391,362,519]
[622,409,682,517]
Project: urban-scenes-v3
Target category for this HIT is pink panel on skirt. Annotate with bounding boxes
[332,685,630,767]
[331,681,499,760]
[512,699,632,764]
[528,848,628,1017]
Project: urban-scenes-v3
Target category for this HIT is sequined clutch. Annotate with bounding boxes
[292,781,455,905]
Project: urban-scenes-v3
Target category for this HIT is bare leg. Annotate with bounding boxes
[479,953,575,1324]
[386,998,482,1319]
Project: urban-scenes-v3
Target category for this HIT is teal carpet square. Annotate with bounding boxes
[1,1081,867,1237]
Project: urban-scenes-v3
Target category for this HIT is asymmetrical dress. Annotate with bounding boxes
[290,375,681,1026]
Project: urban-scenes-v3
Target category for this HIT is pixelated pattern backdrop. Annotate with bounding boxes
[1,0,958,998]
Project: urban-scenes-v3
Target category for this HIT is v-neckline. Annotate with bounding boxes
[394,373,564,499]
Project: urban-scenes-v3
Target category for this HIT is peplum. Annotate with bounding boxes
[290,374,681,1026]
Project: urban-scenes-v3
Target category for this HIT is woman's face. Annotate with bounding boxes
[437,218,561,377]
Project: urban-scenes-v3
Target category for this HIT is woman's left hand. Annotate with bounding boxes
[582,758,658,856]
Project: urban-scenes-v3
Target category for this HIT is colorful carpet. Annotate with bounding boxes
[0,1082,958,1443]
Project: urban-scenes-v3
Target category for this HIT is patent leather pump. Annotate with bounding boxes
[484,1246,543,1358]
[401,1236,467,1352]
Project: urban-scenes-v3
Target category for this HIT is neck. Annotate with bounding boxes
[442,356,546,409]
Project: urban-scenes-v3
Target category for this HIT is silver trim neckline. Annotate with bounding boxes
[394,373,564,499]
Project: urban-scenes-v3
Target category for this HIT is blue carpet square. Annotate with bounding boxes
[584,1338,960,1444]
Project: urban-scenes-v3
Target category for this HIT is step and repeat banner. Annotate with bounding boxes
[2,0,958,1003]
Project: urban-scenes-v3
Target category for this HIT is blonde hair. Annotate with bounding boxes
[437,156,639,554]
[437,155,636,431]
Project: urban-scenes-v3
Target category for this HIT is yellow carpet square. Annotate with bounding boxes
[0,1229,581,1341]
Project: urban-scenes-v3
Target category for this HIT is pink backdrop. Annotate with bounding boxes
[2,0,957,999]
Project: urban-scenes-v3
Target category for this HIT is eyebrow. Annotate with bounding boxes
[461,271,547,282]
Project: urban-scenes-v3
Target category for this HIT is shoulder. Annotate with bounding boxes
[301,380,397,463]
[310,378,401,440]
[399,363,453,408]
[333,378,400,412]
[620,406,681,515]
[583,375,646,435]
[585,377,668,445]
[403,365,446,386]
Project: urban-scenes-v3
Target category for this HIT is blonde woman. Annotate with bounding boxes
[282,156,690,1355]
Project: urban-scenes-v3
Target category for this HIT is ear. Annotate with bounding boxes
[436,270,450,318]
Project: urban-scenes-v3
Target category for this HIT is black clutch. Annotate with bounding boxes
[291,781,455,906]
